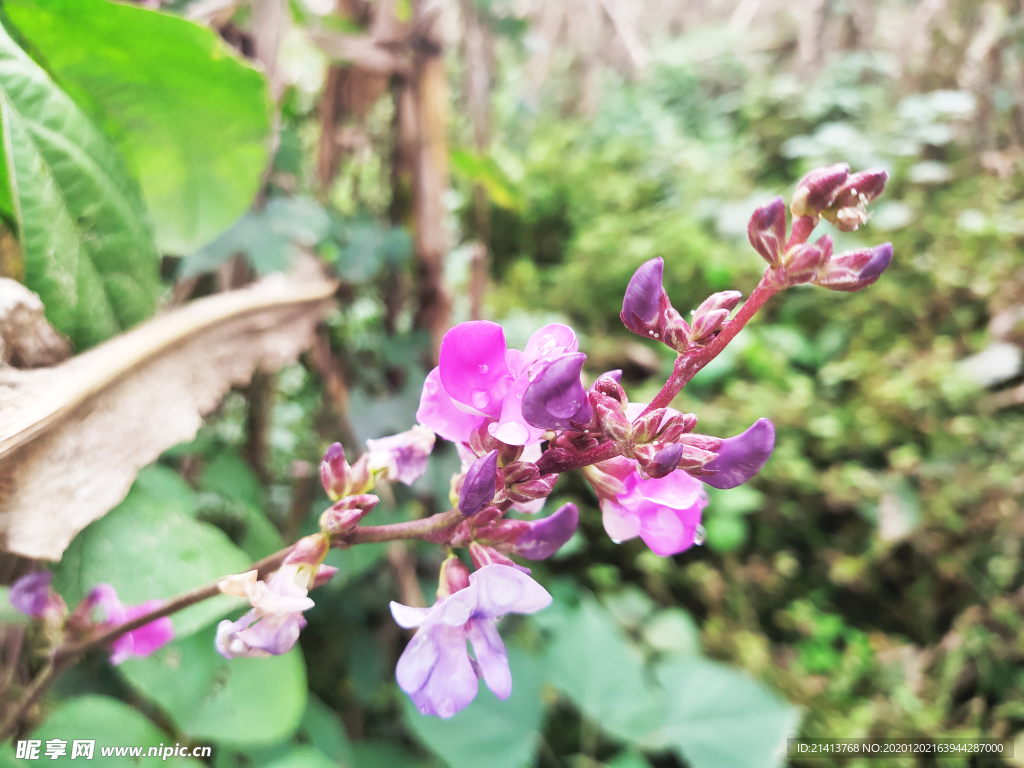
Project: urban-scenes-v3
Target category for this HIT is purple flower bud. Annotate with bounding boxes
[747,197,787,265]
[791,163,850,218]
[701,418,775,489]
[597,369,622,383]
[647,443,684,479]
[320,494,380,535]
[689,308,731,344]
[460,450,499,517]
[694,290,743,316]
[437,555,471,599]
[830,169,888,211]
[513,503,579,560]
[320,442,349,500]
[814,243,893,292]
[283,533,330,567]
[468,542,526,571]
[621,258,665,331]
[506,473,558,504]
[9,571,53,617]
[312,565,339,589]
[592,374,627,406]
[595,400,632,444]
[521,353,592,430]
[783,235,832,285]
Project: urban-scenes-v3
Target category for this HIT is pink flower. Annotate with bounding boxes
[88,584,175,665]
[365,425,436,485]
[390,564,551,717]
[417,321,580,447]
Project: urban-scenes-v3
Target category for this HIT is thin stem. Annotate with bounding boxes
[0,659,57,743]
[641,274,779,417]
[337,507,463,545]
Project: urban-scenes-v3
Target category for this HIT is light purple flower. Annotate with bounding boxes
[366,425,436,485]
[216,565,320,659]
[701,418,776,489]
[89,584,175,665]
[418,321,580,447]
[390,564,552,717]
[9,571,53,617]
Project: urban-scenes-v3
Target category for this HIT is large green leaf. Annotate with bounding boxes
[0,21,160,347]
[6,0,273,254]
[118,624,308,747]
[53,474,252,638]
[0,695,202,767]
[545,597,666,743]
[644,659,801,768]
[403,647,546,768]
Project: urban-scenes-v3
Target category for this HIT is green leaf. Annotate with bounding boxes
[322,541,388,585]
[6,0,273,254]
[118,623,308,747]
[403,647,546,768]
[53,479,252,638]
[645,659,801,768]
[0,20,160,348]
[350,741,430,768]
[642,608,700,657]
[9,695,202,766]
[450,149,523,210]
[299,695,353,765]
[180,197,329,277]
[258,747,339,768]
[545,597,665,742]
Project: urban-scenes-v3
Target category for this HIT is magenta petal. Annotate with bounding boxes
[439,321,513,419]
[622,258,664,330]
[521,354,592,429]
[489,373,547,446]
[417,367,487,444]
[514,503,578,560]
[522,323,579,365]
[636,498,704,556]
[702,418,775,489]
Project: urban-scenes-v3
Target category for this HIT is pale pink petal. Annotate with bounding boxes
[390,602,433,629]
[416,367,486,444]
[601,498,641,544]
[467,619,512,700]
[469,564,551,618]
[523,323,578,366]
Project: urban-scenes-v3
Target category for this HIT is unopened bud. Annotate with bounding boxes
[592,374,627,407]
[813,243,893,292]
[621,257,666,332]
[9,571,54,618]
[513,503,579,560]
[460,450,499,517]
[320,495,380,535]
[825,169,888,232]
[790,163,849,218]
[658,411,698,443]
[631,407,669,444]
[312,565,339,589]
[437,555,471,600]
[506,472,558,504]
[468,541,522,570]
[747,197,787,265]
[647,444,684,478]
[284,533,330,567]
[688,308,730,344]
[782,235,832,285]
[320,443,349,500]
[595,400,631,443]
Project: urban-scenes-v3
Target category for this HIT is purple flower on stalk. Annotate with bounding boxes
[417,321,580,447]
[512,502,579,560]
[813,243,893,292]
[790,163,850,218]
[621,257,665,332]
[701,418,776,489]
[87,584,175,665]
[365,425,436,485]
[390,564,552,717]
[747,197,787,266]
[521,353,592,429]
[9,571,53,617]
[460,450,499,517]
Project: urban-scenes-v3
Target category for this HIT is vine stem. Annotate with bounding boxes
[0,507,464,743]
[640,274,779,417]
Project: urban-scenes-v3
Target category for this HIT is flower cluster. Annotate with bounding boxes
[5,162,893,722]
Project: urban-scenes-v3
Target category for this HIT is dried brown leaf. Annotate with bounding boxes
[0,272,336,560]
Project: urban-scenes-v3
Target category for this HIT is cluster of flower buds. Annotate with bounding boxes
[449,501,579,565]
[750,163,893,291]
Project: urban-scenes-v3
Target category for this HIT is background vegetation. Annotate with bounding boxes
[2,0,1024,766]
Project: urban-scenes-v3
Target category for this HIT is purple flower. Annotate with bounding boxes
[790,163,850,218]
[366,425,436,485]
[320,442,372,500]
[418,321,580,447]
[9,571,53,617]
[88,584,175,665]
[512,503,579,560]
[216,563,325,659]
[747,197,787,266]
[460,450,499,517]
[813,243,893,292]
[621,257,665,332]
[586,455,708,556]
[701,418,776,490]
[390,564,551,717]
[521,354,592,430]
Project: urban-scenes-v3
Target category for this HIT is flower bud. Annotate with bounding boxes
[320,494,380,535]
[700,417,775,489]
[284,533,331,586]
[782,235,832,285]
[813,243,893,292]
[312,565,339,590]
[621,257,666,332]
[631,407,669,444]
[437,555,471,600]
[522,353,593,430]
[747,197,787,265]
[512,503,579,560]
[658,411,698,443]
[790,163,849,218]
[592,373,627,406]
[506,472,558,504]
[9,571,54,617]
[595,399,631,444]
[825,169,888,232]
[320,443,349,500]
[468,542,523,571]
[460,450,499,517]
